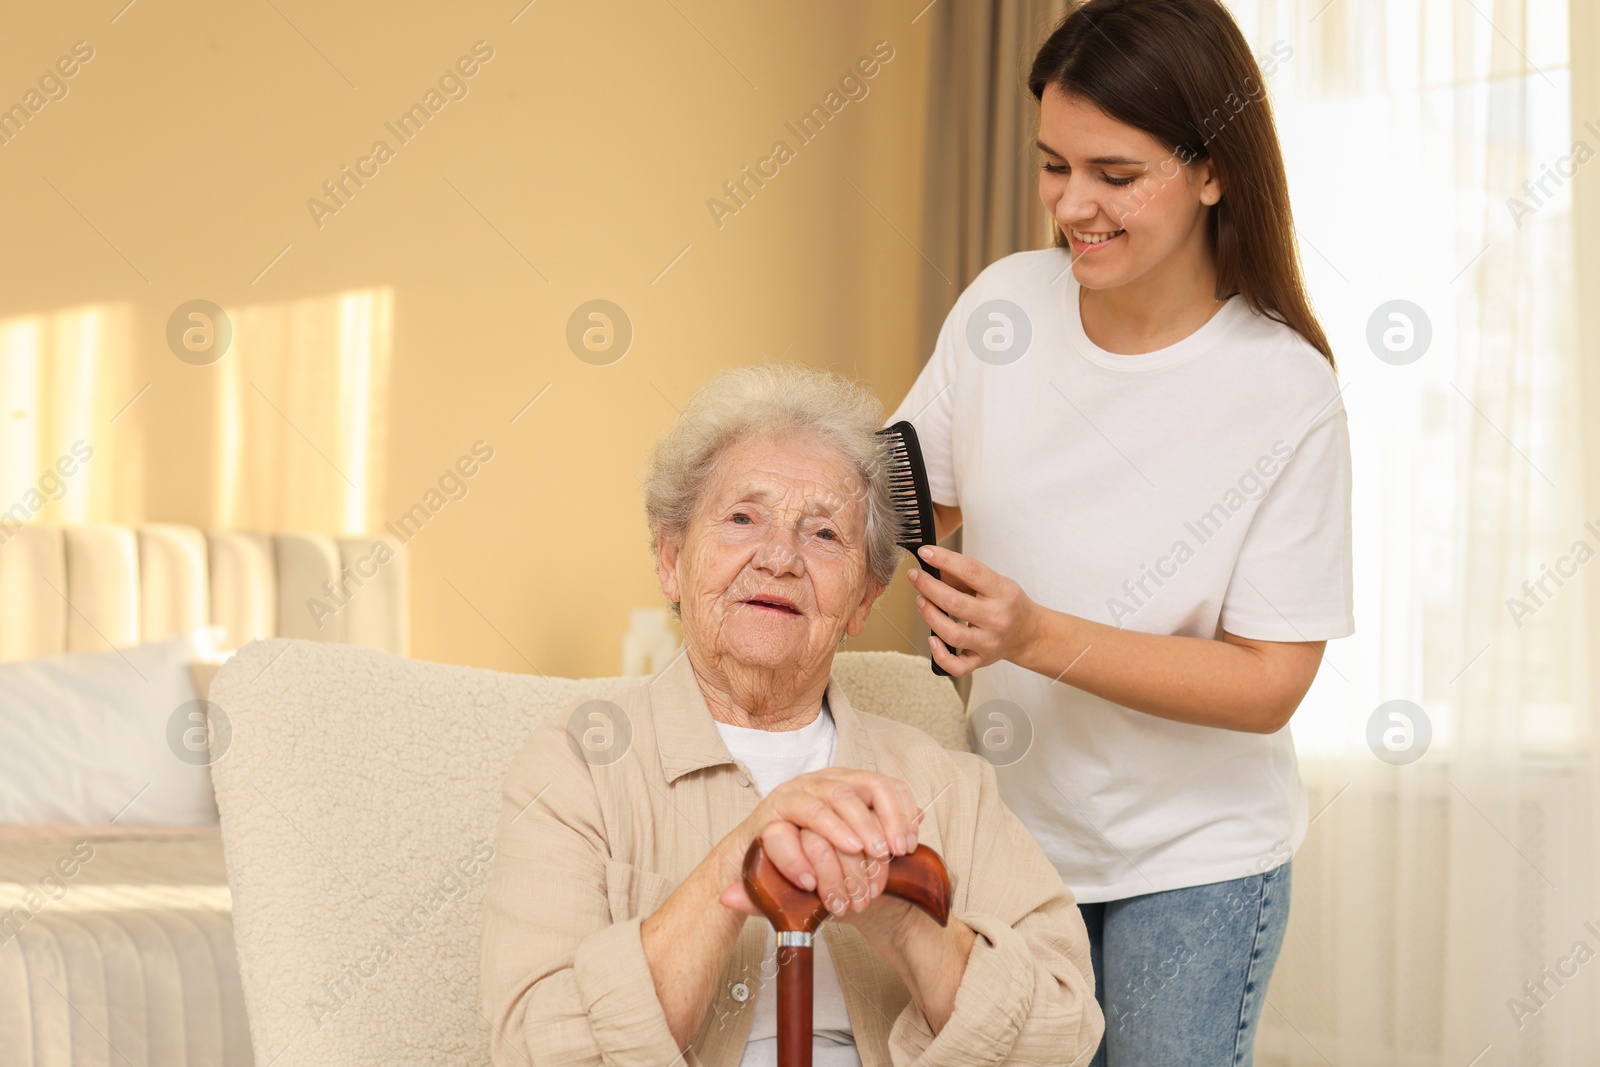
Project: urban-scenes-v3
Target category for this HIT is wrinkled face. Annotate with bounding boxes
[1036,84,1221,290]
[659,433,882,675]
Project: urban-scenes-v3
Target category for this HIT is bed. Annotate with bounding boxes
[0,524,407,1067]
[0,825,243,1066]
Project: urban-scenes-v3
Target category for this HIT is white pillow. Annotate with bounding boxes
[0,632,226,826]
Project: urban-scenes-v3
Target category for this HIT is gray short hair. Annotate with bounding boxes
[644,364,906,601]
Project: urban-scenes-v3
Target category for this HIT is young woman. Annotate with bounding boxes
[888,1,1352,1063]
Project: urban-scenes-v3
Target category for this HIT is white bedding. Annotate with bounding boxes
[0,826,251,1066]
[0,634,223,826]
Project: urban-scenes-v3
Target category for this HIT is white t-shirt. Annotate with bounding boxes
[889,247,1354,903]
[714,699,861,1067]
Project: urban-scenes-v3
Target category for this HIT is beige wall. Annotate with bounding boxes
[0,2,937,677]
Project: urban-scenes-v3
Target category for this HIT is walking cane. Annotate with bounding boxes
[742,837,952,1067]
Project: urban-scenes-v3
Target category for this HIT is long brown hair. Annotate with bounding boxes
[1028,0,1335,370]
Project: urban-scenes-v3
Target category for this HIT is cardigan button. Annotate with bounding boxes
[731,982,750,1002]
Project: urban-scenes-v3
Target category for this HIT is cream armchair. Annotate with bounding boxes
[208,638,968,1066]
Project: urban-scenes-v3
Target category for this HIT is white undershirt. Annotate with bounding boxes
[714,698,861,1067]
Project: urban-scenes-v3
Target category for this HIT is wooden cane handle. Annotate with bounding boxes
[744,837,951,1067]
[741,837,952,933]
[881,845,952,927]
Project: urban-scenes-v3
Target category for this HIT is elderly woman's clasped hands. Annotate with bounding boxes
[718,766,924,935]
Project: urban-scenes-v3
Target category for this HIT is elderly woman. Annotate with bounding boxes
[480,365,1102,1066]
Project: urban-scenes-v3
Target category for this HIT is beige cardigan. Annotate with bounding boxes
[480,650,1104,1066]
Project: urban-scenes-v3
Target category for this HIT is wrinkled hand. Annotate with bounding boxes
[721,827,929,951]
[799,828,932,949]
[909,544,1042,677]
[718,768,921,917]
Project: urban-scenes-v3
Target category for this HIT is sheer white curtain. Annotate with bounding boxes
[1221,1,1598,1063]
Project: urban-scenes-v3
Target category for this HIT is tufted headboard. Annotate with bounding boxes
[0,524,408,663]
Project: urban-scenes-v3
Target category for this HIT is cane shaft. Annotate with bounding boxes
[776,941,813,1067]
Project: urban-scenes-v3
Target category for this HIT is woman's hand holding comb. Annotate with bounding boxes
[908,544,1044,677]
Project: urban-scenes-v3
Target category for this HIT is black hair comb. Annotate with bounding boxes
[877,420,949,678]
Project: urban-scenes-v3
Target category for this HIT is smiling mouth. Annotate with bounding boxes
[743,596,802,615]
[1069,226,1125,250]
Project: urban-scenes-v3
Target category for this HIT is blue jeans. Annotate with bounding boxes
[1077,862,1292,1067]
